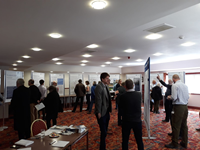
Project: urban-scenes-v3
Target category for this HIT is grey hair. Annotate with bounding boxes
[17,78,24,86]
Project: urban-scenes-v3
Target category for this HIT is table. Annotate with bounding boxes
[6,129,88,150]
[60,95,76,109]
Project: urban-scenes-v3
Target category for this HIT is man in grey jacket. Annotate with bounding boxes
[95,72,112,150]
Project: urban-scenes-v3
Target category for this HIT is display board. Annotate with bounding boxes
[150,73,163,87]
[126,74,142,92]
[168,72,185,83]
[109,74,120,85]
[88,74,100,86]
[50,74,65,96]
[4,70,24,102]
[185,74,200,94]
[69,73,83,95]
[31,72,45,87]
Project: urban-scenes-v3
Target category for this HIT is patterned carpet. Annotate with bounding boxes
[0,101,200,150]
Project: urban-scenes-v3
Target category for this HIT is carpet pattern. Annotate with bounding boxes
[0,101,200,150]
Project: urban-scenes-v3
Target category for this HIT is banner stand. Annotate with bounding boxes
[0,98,8,131]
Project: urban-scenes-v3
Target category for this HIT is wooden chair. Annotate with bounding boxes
[30,119,47,136]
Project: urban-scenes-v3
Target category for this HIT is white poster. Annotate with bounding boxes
[4,70,24,102]
[31,72,45,87]
[109,74,120,84]
[168,72,185,83]
[69,74,83,95]
[88,74,100,86]
[126,74,142,92]
[150,73,163,87]
[50,74,65,96]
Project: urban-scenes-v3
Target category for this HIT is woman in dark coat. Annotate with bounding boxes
[44,86,60,129]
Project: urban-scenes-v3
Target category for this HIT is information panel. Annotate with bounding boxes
[4,70,24,102]
[50,74,65,96]
[31,72,45,87]
[109,74,120,85]
[69,74,83,95]
[150,73,163,87]
[126,74,142,92]
[88,74,100,86]
[168,72,185,83]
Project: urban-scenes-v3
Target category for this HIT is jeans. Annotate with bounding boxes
[89,99,95,113]
[86,94,91,110]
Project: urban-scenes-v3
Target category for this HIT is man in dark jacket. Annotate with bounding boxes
[28,79,41,123]
[119,79,144,150]
[151,83,162,114]
[11,78,31,139]
[72,79,86,112]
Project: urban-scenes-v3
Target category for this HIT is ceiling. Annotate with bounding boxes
[0,0,200,71]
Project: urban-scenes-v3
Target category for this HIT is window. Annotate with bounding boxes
[185,74,200,94]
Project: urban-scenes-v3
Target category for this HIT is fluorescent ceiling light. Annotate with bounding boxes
[101,65,106,67]
[56,62,63,65]
[13,68,17,70]
[82,54,92,58]
[52,58,60,61]
[13,64,17,66]
[153,52,163,56]
[181,42,196,47]
[87,44,99,48]
[16,60,23,63]
[118,66,123,68]
[90,0,108,9]
[22,55,30,58]
[124,49,136,53]
[81,64,86,66]
[49,33,62,38]
[81,60,88,63]
[136,59,143,62]
[112,57,120,60]
[105,61,112,64]
[31,47,42,51]
[145,34,162,40]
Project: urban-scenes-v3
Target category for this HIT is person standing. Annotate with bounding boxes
[52,81,59,92]
[95,72,112,150]
[72,79,86,112]
[119,79,144,150]
[115,79,122,109]
[11,79,31,139]
[151,82,162,114]
[88,81,97,114]
[85,81,91,111]
[29,79,41,123]
[38,79,47,120]
[150,80,157,112]
[165,74,189,149]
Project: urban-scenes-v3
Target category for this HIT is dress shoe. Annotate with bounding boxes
[162,120,168,122]
[156,112,160,114]
[180,142,187,148]
[165,143,178,149]
[168,133,172,136]
[196,128,200,131]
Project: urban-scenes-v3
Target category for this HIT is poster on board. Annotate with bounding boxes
[69,74,83,95]
[88,74,100,86]
[4,70,24,102]
[126,74,142,92]
[168,72,185,83]
[50,74,65,96]
[31,72,45,87]
[150,73,163,87]
[109,74,120,85]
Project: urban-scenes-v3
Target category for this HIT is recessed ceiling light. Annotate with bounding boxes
[50,71,53,73]
[101,65,106,67]
[90,0,108,9]
[82,72,84,74]
[181,42,196,47]
[81,60,88,63]
[22,55,30,58]
[67,71,70,73]
[119,66,123,68]
[13,68,17,70]
[16,60,23,63]
[13,64,17,66]
[112,57,120,60]
[87,44,99,48]
[82,54,92,58]
[96,72,98,74]
[105,61,112,64]
[136,59,143,62]
[31,47,42,51]
[52,58,60,61]
[31,70,34,72]
[81,64,86,66]
[145,34,162,40]
[126,63,130,65]
[124,49,136,53]
[153,52,163,56]
[56,62,63,65]
[49,33,62,38]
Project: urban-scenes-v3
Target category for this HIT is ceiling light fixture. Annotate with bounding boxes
[136,59,143,62]
[90,0,108,9]
[82,54,92,58]
[16,60,23,63]
[145,34,162,40]
[31,70,34,72]
[81,64,86,66]
[13,68,17,70]
[112,57,120,60]
[50,71,53,73]
[52,58,60,61]
[124,49,136,53]
[12,64,17,66]
[105,61,112,64]
[126,63,130,65]
[118,66,123,68]
[181,42,196,47]
[22,55,30,58]
[49,33,62,38]
[153,52,163,56]
[101,65,106,67]
[87,44,99,48]
[31,47,42,51]
[56,62,63,65]
[81,60,88,63]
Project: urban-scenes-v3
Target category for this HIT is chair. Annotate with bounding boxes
[31,119,47,136]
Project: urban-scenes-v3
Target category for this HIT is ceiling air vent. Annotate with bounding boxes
[144,23,176,33]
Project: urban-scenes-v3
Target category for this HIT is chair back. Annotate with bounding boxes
[31,119,47,136]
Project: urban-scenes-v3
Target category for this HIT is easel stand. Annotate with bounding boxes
[0,100,8,131]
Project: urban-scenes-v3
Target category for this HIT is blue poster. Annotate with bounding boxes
[57,78,64,85]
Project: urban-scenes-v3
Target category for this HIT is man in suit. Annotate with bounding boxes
[11,78,31,139]
[151,82,162,114]
[95,72,112,150]
[72,79,86,112]
[119,79,144,150]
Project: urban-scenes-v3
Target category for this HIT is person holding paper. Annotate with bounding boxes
[10,78,31,139]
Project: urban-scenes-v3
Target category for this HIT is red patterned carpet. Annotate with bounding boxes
[0,101,200,150]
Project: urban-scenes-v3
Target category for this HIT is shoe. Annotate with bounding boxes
[168,133,172,136]
[162,120,168,122]
[180,142,187,148]
[196,128,200,131]
[87,112,91,114]
[156,112,160,114]
[178,136,182,140]
[165,143,178,149]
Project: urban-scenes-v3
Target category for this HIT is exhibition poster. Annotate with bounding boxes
[126,74,142,92]
[50,74,65,96]
[31,72,45,87]
[69,74,83,95]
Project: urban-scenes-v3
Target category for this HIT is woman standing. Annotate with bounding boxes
[88,81,97,114]
[85,81,91,111]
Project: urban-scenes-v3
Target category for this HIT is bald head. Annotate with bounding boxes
[152,80,156,85]
[172,74,180,83]
[168,79,173,85]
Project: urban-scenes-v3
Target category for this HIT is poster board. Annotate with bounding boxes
[49,74,65,96]
[88,74,100,86]
[109,74,120,85]
[126,74,142,92]
[4,70,24,102]
[31,72,45,87]
[168,72,185,83]
[150,73,163,87]
[69,73,83,95]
